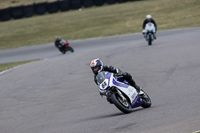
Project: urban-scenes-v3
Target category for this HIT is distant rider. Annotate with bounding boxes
[54,36,69,52]
[90,58,144,96]
[142,15,157,39]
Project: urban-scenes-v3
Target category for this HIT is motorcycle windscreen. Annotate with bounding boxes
[96,71,106,84]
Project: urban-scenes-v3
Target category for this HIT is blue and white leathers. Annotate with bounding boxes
[97,71,143,108]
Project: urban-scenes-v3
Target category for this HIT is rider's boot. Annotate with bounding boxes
[134,85,144,96]
[127,77,144,96]
[143,32,146,38]
[153,33,156,39]
[123,72,144,96]
[142,30,146,38]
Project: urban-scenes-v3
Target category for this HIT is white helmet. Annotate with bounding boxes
[146,15,152,19]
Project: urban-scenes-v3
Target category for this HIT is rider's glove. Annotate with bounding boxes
[116,69,123,76]
[99,92,104,97]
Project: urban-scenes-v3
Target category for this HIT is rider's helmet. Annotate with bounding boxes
[90,58,103,75]
[56,36,61,42]
[146,15,152,21]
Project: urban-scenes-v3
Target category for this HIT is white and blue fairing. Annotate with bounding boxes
[96,71,143,108]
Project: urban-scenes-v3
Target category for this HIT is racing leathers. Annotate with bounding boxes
[142,19,157,32]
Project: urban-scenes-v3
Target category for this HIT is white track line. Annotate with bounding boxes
[0,67,16,75]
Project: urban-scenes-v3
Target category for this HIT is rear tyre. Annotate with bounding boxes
[110,93,132,114]
[140,89,151,108]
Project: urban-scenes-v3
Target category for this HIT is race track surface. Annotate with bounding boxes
[0,28,200,133]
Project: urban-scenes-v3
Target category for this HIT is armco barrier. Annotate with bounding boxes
[47,1,59,13]
[94,0,106,6]
[34,2,47,15]
[106,0,116,4]
[11,6,24,19]
[0,8,11,21]
[23,5,34,17]
[70,0,82,9]
[58,0,70,12]
[82,0,94,8]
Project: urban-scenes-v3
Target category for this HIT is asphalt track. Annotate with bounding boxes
[0,28,200,133]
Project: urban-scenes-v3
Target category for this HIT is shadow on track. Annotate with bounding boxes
[76,108,144,123]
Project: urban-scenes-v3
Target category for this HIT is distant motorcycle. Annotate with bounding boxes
[96,71,151,114]
[57,40,74,54]
[143,22,156,45]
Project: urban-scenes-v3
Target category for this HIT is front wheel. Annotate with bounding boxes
[110,93,132,114]
[140,89,151,108]
[148,38,152,45]
[68,46,74,53]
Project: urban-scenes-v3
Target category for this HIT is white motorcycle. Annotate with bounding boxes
[96,71,151,114]
[143,22,156,45]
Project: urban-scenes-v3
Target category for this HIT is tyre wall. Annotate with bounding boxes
[106,0,116,4]
[94,0,106,6]
[0,8,11,21]
[11,6,24,19]
[23,5,34,18]
[34,2,47,15]
[70,0,82,9]
[82,0,94,8]
[58,0,71,11]
[47,1,59,13]
[0,0,140,22]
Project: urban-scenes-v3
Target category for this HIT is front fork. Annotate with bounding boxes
[116,89,127,102]
[106,89,127,104]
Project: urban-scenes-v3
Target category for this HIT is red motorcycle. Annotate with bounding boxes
[57,40,74,54]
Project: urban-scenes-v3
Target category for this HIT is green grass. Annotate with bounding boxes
[0,60,40,72]
[0,0,200,49]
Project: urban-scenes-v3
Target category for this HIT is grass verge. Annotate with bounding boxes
[0,0,200,49]
[0,59,40,72]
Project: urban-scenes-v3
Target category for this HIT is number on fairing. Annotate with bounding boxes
[99,79,109,90]
[102,81,107,88]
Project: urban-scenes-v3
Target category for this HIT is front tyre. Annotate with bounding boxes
[148,37,152,45]
[68,46,74,53]
[140,89,151,108]
[110,93,132,114]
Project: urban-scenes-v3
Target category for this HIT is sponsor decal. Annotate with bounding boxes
[131,92,136,99]
[112,78,129,88]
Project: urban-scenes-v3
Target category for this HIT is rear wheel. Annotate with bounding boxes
[110,93,132,114]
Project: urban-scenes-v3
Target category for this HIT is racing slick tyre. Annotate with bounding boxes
[68,46,74,53]
[140,89,151,108]
[110,93,132,114]
[148,36,152,45]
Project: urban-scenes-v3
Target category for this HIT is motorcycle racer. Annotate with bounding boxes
[90,58,143,96]
[142,15,157,39]
[54,36,70,52]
